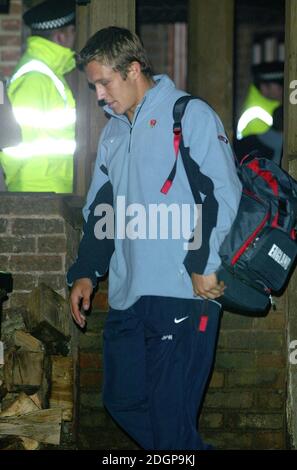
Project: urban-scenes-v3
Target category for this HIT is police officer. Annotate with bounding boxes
[0,78,21,190]
[0,0,76,193]
[236,61,283,140]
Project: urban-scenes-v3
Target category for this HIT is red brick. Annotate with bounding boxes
[9,1,22,15]
[252,431,286,450]
[256,353,285,368]
[99,278,108,292]
[0,35,21,47]
[80,370,102,388]
[13,273,36,290]
[253,312,285,330]
[255,391,285,410]
[1,19,21,31]
[1,50,20,62]
[11,218,64,235]
[10,254,62,272]
[37,236,66,253]
[79,352,101,370]
[92,292,108,311]
[0,236,36,254]
[0,255,9,271]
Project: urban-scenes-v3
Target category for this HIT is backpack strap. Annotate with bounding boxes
[161,95,219,275]
[161,95,197,195]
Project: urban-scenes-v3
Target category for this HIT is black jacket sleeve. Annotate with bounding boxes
[67,181,115,286]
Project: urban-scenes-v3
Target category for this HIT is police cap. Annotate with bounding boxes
[23,0,75,31]
[252,61,284,84]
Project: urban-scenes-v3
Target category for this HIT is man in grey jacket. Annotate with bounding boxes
[68,27,241,450]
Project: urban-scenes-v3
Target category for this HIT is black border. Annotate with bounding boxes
[0,0,10,14]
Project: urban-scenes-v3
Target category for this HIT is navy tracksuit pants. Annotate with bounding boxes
[103,295,221,450]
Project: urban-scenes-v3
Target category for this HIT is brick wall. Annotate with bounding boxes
[0,194,81,309]
[201,297,287,449]
[0,0,22,80]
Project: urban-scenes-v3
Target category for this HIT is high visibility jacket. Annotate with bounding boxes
[236,84,280,140]
[0,36,76,192]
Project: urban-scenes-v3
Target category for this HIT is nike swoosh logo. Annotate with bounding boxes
[174,316,189,324]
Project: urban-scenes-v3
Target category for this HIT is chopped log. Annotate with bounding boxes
[22,284,71,344]
[0,392,40,418]
[49,356,73,421]
[29,393,42,410]
[0,393,41,450]
[4,349,44,393]
[0,341,4,365]
[14,331,44,353]
[0,365,6,400]
[20,437,40,451]
[0,408,62,445]
[36,355,51,409]
[0,393,19,412]
[1,308,27,348]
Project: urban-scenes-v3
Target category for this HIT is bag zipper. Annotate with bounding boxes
[231,194,270,266]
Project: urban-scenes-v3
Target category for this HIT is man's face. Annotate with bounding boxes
[260,82,283,102]
[85,60,140,121]
[59,25,76,49]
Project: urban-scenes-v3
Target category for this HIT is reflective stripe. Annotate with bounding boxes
[236,106,273,140]
[13,107,76,129]
[3,138,76,158]
[0,80,4,105]
[10,60,67,104]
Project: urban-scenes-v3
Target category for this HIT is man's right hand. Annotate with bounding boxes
[70,278,93,328]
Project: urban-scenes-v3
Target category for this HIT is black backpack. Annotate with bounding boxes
[171,95,297,316]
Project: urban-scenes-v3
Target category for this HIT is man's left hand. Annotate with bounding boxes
[191,272,225,299]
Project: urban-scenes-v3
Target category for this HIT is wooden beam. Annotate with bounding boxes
[284,0,297,450]
[0,392,40,418]
[23,284,71,343]
[0,409,62,445]
[74,0,136,196]
[284,0,297,168]
[14,331,44,353]
[187,0,234,138]
[4,350,45,392]
[49,356,73,422]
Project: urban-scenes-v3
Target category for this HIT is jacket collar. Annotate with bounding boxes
[25,36,75,76]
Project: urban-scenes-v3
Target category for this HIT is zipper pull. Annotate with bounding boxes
[269,295,277,311]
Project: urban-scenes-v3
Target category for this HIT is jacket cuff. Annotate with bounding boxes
[66,262,98,288]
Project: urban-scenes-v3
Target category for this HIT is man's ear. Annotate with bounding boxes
[128,61,142,80]
[51,30,65,47]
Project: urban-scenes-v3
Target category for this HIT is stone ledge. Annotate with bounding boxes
[0,194,83,230]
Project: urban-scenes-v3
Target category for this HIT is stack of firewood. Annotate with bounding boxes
[0,284,73,450]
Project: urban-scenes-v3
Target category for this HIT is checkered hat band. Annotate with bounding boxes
[260,72,283,80]
[30,11,75,30]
